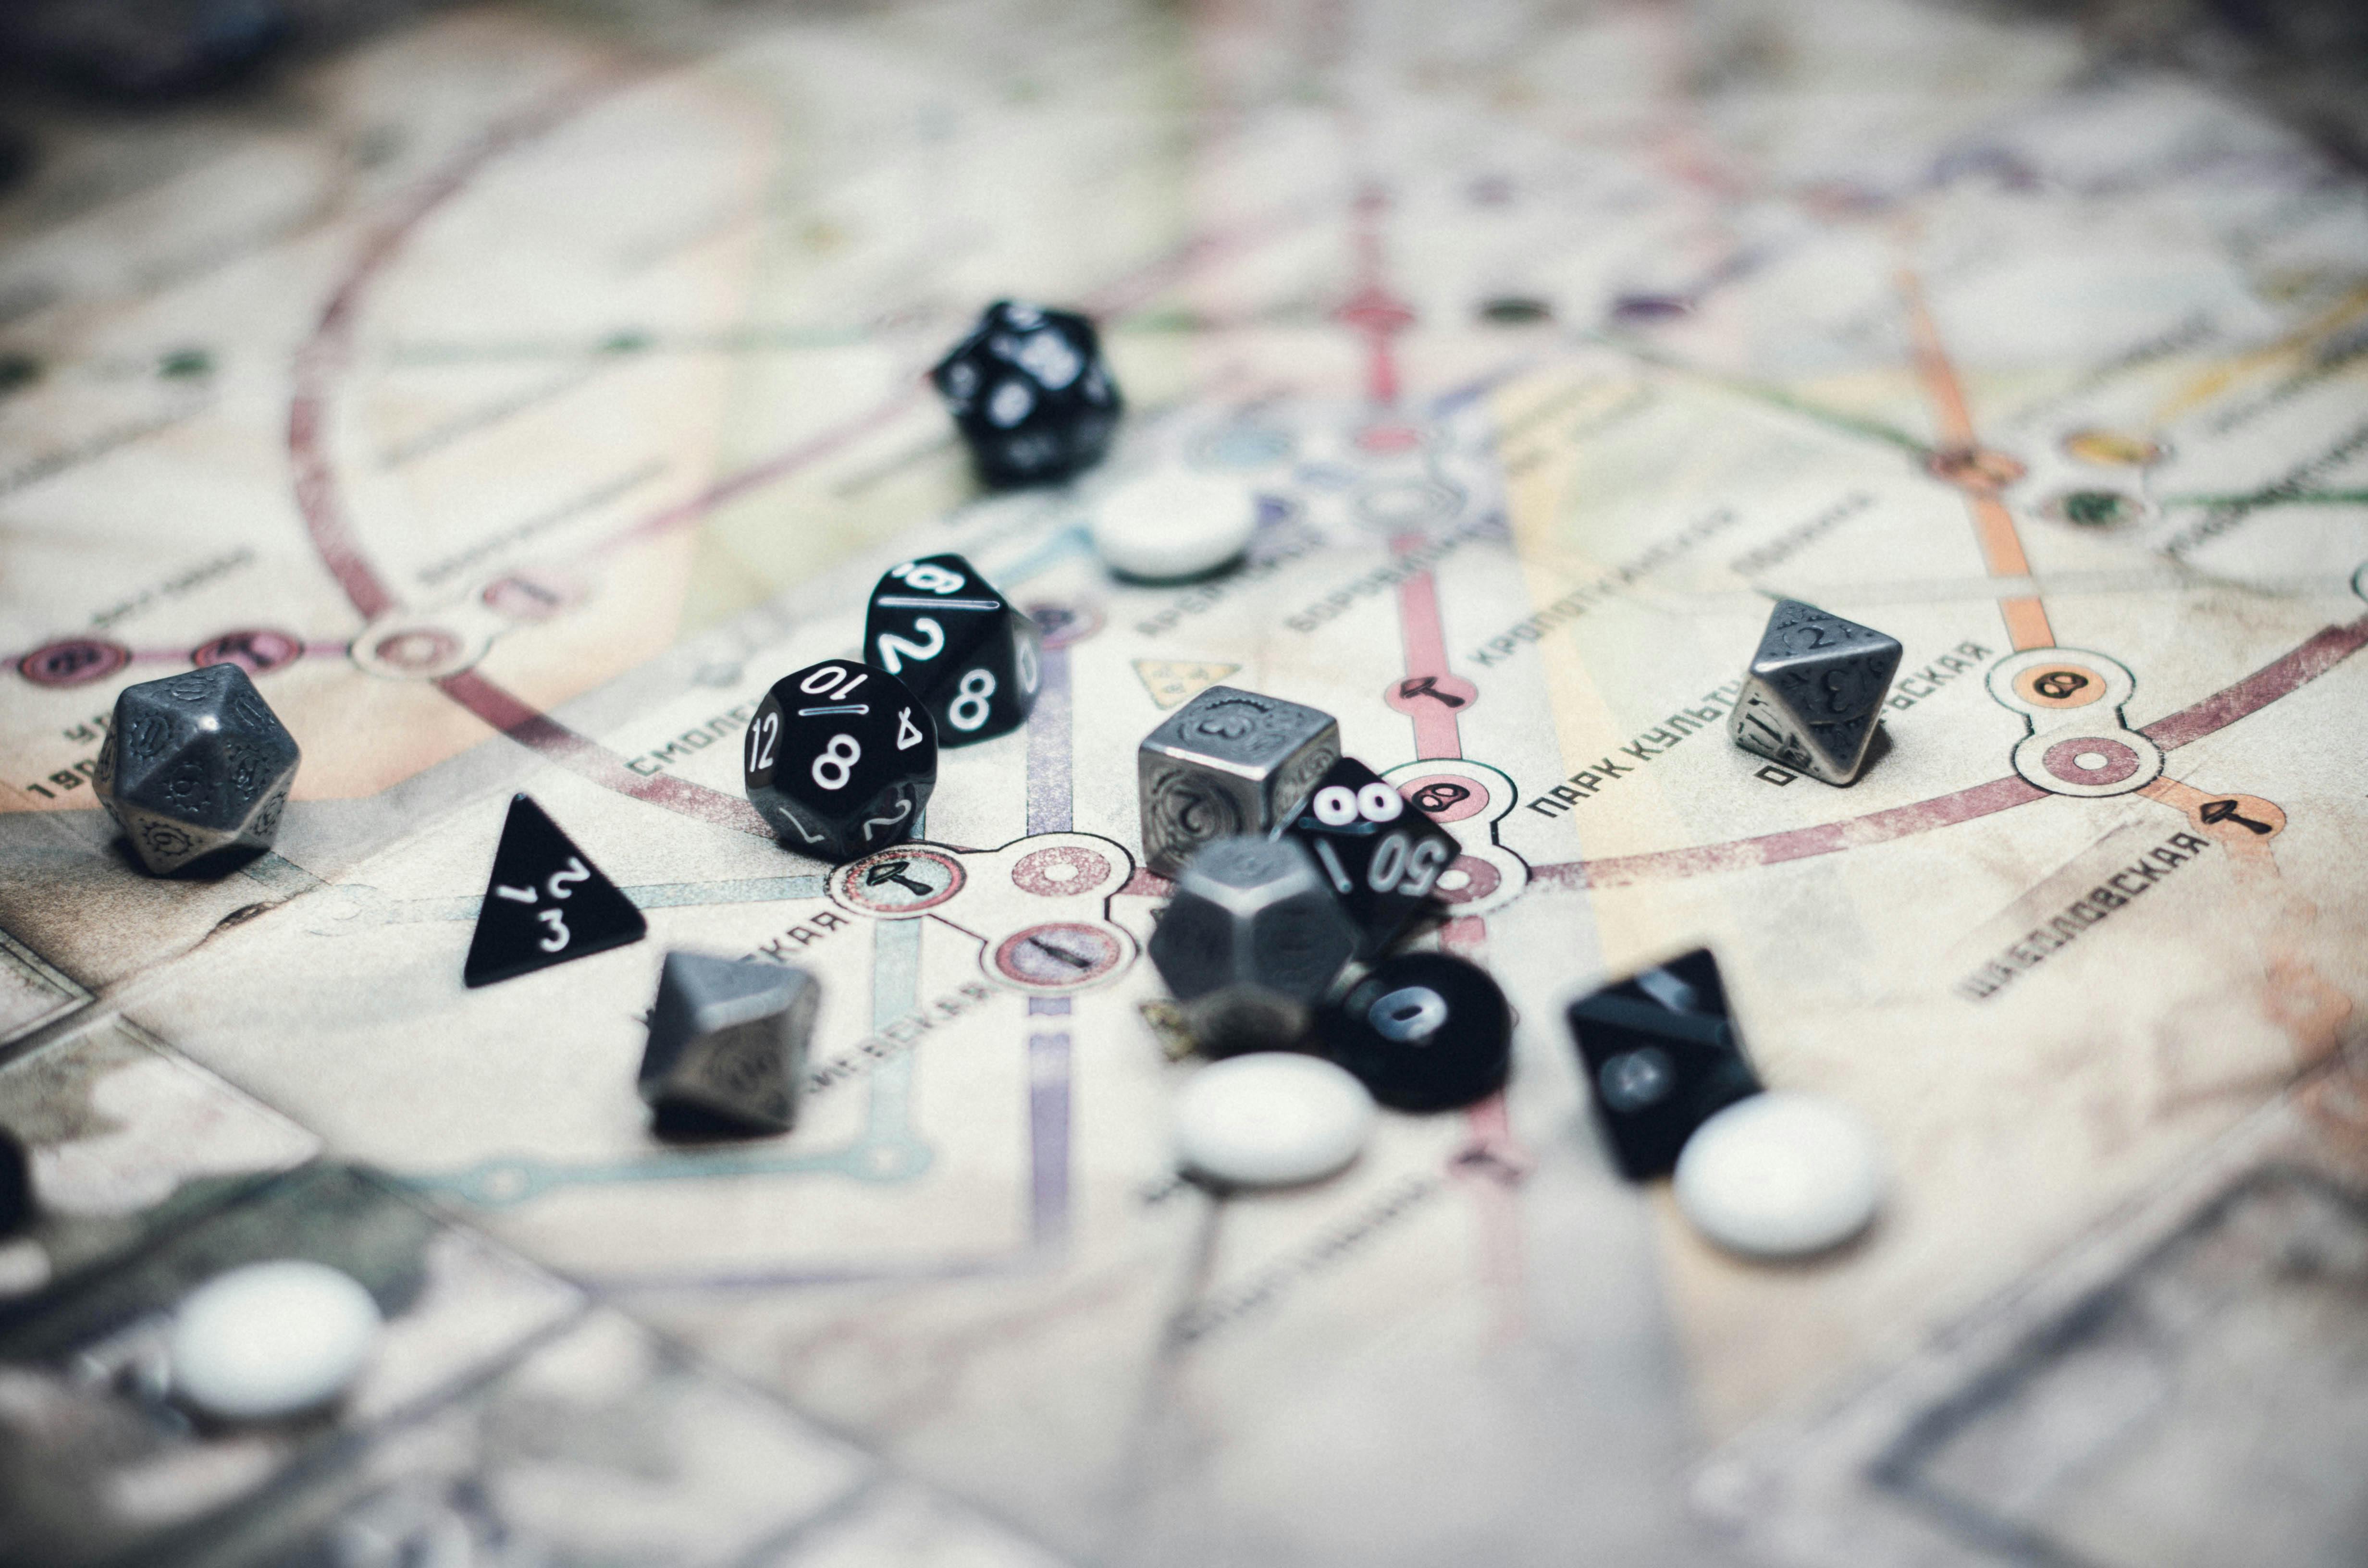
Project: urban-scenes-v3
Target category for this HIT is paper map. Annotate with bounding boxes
[1,0,2365,1562]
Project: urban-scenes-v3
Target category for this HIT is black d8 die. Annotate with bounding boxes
[863,553,1040,746]
[744,659,937,863]
[1319,952,1511,1111]
[1564,948,1762,1180]
[1276,757,1456,959]
[930,300,1121,488]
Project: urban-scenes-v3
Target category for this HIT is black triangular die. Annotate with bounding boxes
[463,795,647,988]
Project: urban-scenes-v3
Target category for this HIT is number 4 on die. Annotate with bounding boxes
[463,795,648,987]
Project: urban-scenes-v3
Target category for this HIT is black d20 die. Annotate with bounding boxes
[862,552,1040,746]
[1564,948,1763,1180]
[1276,757,1456,959]
[744,659,937,863]
[930,300,1121,488]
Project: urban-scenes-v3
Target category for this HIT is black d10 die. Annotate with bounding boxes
[1319,952,1510,1112]
[862,553,1040,746]
[744,659,937,863]
[1564,948,1763,1180]
[1277,757,1456,959]
[930,300,1121,488]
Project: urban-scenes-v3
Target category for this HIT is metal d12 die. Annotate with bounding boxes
[1147,834,1358,1055]
[1137,685,1341,878]
[94,662,301,876]
[743,658,937,864]
[862,552,1041,746]
[638,952,820,1134]
[1729,599,1903,785]
[1276,756,1456,959]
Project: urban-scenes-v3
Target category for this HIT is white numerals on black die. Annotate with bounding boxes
[493,856,590,953]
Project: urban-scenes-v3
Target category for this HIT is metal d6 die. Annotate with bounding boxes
[930,300,1122,489]
[94,662,301,876]
[1137,686,1341,878]
[1729,599,1904,785]
[1276,756,1456,959]
[1147,834,1358,1054]
[638,952,820,1134]
[744,658,938,864]
[862,552,1041,746]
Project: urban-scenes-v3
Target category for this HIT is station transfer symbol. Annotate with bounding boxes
[463,794,647,987]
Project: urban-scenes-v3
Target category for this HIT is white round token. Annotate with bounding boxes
[1673,1093,1884,1259]
[1173,1053,1374,1188]
[1091,470,1258,581]
[168,1260,382,1420]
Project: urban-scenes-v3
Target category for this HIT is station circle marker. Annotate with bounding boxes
[1433,855,1502,906]
[2041,736,2142,788]
[194,628,304,675]
[832,845,965,915]
[1397,774,1485,822]
[1011,844,1114,898]
[2012,663,2107,709]
[17,638,131,687]
[1925,446,2025,494]
[992,921,1128,991]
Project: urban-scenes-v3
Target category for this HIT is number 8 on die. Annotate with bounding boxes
[863,552,1041,745]
[744,658,938,863]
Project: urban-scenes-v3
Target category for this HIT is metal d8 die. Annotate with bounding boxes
[1729,599,1904,785]
[1137,685,1341,878]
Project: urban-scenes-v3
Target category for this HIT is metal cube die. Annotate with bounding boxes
[1729,600,1903,785]
[637,953,820,1134]
[1137,686,1340,877]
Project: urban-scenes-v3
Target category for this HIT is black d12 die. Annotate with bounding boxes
[1564,948,1763,1181]
[863,553,1040,746]
[744,659,937,863]
[1276,757,1456,959]
[930,300,1121,488]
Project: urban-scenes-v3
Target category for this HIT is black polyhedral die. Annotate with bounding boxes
[1565,948,1763,1180]
[0,1125,31,1235]
[862,553,1041,746]
[930,300,1121,488]
[1275,757,1457,959]
[1319,952,1510,1112]
[744,658,938,863]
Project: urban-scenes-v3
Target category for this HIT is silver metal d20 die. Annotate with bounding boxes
[94,662,302,875]
[1729,600,1903,785]
[1137,686,1340,876]
[637,953,820,1134]
[1147,835,1357,1054]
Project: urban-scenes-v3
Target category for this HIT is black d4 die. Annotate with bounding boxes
[744,658,937,863]
[1275,757,1456,959]
[863,552,1040,746]
[930,300,1121,488]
